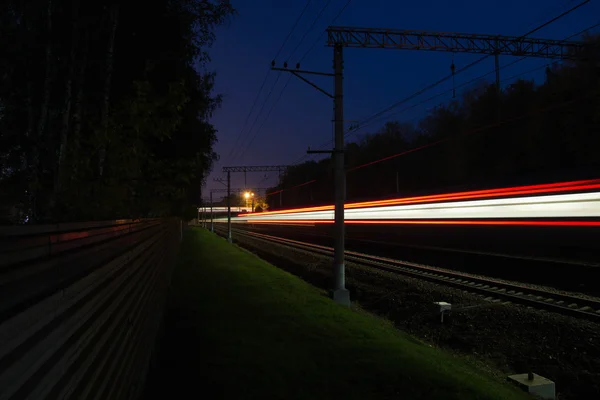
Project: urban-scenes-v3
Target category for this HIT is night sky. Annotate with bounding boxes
[206,0,599,200]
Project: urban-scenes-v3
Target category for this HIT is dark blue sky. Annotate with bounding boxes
[205,0,598,200]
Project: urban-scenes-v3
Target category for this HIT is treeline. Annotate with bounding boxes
[0,0,233,223]
[267,35,600,209]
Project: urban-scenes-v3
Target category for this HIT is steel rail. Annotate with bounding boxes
[219,226,600,321]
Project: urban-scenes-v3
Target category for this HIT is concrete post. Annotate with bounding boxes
[227,171,232,243]
[332,44,350,306]
[210,191,214,232]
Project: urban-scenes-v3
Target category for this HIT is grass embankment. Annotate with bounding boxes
[144,228,527,400]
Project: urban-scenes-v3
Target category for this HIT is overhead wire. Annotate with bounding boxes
[286,0,354,166]
[267,90,595,199]
[245,0,354,167]
[298,0,353,65]
[520,0,590,37]
[234,0,344,161]
[347,19,600,138]
[226,1,313,160]
[302,0,595,157]
[270,19,600,198]
[350,0,591,133]
[352,57,488,131]
[564,20,600,39]
[273,0,313,62]
[227,71,270,159]
[289,56,490,166]
[231,72,282,161]
[238,74,294,160]
[232,0,338,163]
[286,0,333,62]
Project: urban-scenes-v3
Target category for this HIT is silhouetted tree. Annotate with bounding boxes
[0,0,234,223]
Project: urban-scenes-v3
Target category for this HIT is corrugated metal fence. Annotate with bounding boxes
[0,218,182,400]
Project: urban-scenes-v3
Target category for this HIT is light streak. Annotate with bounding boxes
[239,179,600,217]
[238,220,600,227]
[208,180,600,226]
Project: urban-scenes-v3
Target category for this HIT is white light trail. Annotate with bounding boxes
[216,191,600,222]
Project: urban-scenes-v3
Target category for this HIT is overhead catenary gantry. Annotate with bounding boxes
[326,26,590,97]
[221,165,289,242]
[326,27,587,58]
[202,187,270,232]
[223,165,288,206]
[222,165,288,173]
[271,25,591,307]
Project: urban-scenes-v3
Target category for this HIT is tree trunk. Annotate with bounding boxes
[55,1,79,193]
[18,9,35,186]
[22,82,34,173]
[31,0,53,221]
[71,30,88,183]
[98,4,119,177]
[37,0,52,151]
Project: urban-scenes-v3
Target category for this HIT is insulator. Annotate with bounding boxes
[450,62,455,72]
[271,60,275,67]
[296,63,300,69]
[284,61,288,68]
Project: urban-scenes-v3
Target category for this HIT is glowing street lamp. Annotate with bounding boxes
[244,191,255,212]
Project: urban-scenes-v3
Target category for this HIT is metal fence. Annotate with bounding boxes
[0,218,182,400]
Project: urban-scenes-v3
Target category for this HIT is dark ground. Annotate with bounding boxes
[221,226,600,400]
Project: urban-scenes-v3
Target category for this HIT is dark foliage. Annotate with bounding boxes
[0,0,234,223]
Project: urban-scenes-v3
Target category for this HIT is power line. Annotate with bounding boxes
[520,0,590,37]
[272,2,595,194]
[348,0,590,137]
[231,73,282,161]
[351,57,529,131]
[299,0,353,64]
[227,1,315,160]
[353,64,579,167]
[564,21,600,39]
[519,0,582,34]
[227,70,270,159]
[289,56,488,165]
[303,1,594,156]
[275,92,593,196]
[357,57,488,130]
[236,74,294,161]
[273,19,600,196]
[273,0,313,62]
[234,1,341,164]
[289,57,493,166]
[287,0,333,62]
[287,1,354,166]
[347,19,600,137]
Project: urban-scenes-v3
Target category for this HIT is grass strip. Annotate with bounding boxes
[145,228,528,400]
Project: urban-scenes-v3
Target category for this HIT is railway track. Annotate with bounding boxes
[215,225,600,322]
